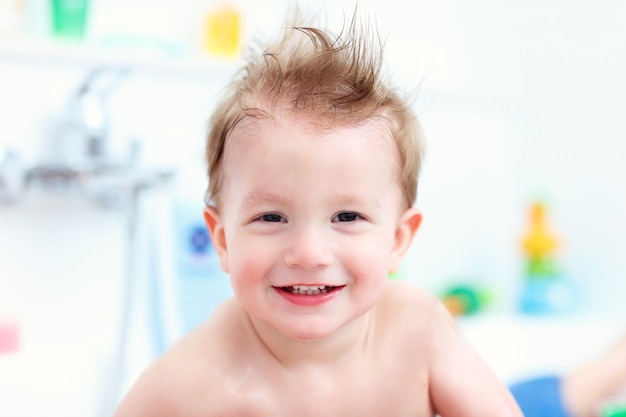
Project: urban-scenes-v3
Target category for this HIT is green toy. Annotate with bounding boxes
[603,403,626,417]
[440,284,491,316]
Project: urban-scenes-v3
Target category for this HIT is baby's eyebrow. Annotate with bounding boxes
[241,190,293,208]
[241,190,382,210]
[328,192,382,209]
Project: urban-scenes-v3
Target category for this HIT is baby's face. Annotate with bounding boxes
[212,113,413,341]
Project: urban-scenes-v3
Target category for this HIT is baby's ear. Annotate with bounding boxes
[203,206,229,273]
[389,208,422,273]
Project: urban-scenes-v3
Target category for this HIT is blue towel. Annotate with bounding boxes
[509,375,570,417]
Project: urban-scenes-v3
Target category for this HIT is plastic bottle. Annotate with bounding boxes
[203,0,242,58]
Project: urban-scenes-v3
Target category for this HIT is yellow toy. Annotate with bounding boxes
[521,201,559,277]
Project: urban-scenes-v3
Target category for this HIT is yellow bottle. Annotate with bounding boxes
[204,1,241,58]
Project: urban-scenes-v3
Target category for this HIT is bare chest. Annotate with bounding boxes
[217,363,433,417]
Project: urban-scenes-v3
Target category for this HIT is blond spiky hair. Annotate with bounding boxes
[205,9,424,209]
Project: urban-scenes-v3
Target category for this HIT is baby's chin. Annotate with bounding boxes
[281,310,374,344]
[281,319,343,342]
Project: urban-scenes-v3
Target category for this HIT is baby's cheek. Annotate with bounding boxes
[343,240,392,287]
[229,256,259,284]
[228,243,273,286]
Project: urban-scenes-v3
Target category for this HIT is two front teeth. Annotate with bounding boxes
[282,285,337,295]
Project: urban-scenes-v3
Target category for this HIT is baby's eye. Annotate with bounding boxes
[258,213,286,223]
[332,212,361,222]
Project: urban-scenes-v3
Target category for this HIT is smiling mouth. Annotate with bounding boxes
[278,285,341,295]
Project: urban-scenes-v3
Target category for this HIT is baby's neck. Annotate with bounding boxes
[245,311,374,370]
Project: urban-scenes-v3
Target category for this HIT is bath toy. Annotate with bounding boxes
[518,200,577,313]
[521,201,558,278]
[441,283,490,316]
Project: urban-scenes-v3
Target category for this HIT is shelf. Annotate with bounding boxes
[0,36,242,79]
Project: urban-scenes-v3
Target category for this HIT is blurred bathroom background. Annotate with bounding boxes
[1,0,625,415]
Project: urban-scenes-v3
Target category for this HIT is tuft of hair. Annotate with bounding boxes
[205,8,424,209]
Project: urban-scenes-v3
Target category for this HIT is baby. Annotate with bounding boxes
[113,11,522,417]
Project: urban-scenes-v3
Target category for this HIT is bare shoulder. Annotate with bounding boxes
[380,282,522,416]
[380,280,456,330]
[113,298,248,417]
[372,281,460,362]
[382,280,439,305]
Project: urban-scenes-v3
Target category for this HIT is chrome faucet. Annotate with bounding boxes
[0,66,175,208]
[53,65,129,166]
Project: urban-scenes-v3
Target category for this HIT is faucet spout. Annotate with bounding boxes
[61,65,129,164]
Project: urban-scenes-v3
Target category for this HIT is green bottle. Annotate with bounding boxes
[51,0,89,40]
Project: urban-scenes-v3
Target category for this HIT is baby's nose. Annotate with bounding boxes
[283,226,333,269]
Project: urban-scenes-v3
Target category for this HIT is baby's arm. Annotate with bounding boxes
[428,306,523,417]
[562,332,626,417]
[113,340,223,417]
[112,359,182,417]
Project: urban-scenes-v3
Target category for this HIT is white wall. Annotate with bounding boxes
[374,0,626,313]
